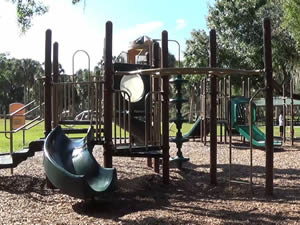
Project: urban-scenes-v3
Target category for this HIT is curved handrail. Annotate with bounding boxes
[72,49,91,119]
[72,49,91,76]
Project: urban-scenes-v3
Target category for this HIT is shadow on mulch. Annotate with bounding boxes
[186,161,300,201]
[0,174,55,200]
[230,142,286,152]
[72,168,213,218]
[71,165,300,225]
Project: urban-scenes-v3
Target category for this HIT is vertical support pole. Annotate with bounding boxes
[52,42,59,128]
[10,116,13,175]
[44,29,52,137]
[247,77,251,98]
[263,18,274,196]
[283,78,286,143]
[249,99,253,193]
[242,80,246,143]
[219,80,223,143]
[161,30,170,184]
[199,79,205,142]
[224,78,227,144]
[200,80,204,142]
[204,78,207,145]
[44,31,55,189]
[153,41,160,172]
[209,29,217,185]
[103,21,113,168]
[229,76,232,183]
[290,79,294,146]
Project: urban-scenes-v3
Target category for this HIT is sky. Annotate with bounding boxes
[0,0,214,74]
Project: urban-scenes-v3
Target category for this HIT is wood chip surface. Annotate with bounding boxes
[0,138,299,224]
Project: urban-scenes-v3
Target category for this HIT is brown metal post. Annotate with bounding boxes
[200,80,204,142]
[224,78,227,144]
[204,77,207,145]
[248,77,251,98]
[153,41,160,173]
[290,79,294,146]
[52,42,59,128]
[229,76,232,183]
[242,80,246,143]
[103,21,113,168]
[44,30,54,189]
[219,80,223,143]
[161,30,170,184]
[44,29,52,137]
[199,80,203,142]
[263,18,274,196]
[209,29,217,185]
[283,77,286,143]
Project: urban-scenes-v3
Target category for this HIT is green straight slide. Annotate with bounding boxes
[183,117,209,139]
[235,124,282,147]
[43,126,117,200]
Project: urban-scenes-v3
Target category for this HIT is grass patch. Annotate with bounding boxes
[0,119,44,153]
[2,118,300,153]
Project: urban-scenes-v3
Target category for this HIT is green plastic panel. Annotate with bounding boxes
[43,126,117,199]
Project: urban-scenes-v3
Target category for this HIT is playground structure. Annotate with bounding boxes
[0,18,288,197]
[192,78,283,148]
[103,19,275,195]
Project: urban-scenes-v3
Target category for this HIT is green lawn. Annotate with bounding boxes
[0,119,45,153]
[1,118,300,153]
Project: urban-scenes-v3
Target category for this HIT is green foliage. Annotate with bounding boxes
[0,54,44,112]
[184,29,209,68]
[209,0,299,84]
[283,0,300,50]
[183,29,209,86]
[9,0,86,32]
[168,53,176,67]
[9,0,48,33]
[184,0,299,95]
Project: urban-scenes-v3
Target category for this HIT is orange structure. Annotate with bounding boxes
[9,103,25,129]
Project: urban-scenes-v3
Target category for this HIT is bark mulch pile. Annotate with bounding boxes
[0,138,299,224]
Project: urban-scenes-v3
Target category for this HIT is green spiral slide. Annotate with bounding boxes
[43,126,117,200]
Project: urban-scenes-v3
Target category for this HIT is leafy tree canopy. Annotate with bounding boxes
[8,0,84,32]
[184,0,300,93]
[283,0,300,50]
[0,54,44,111]
[9,0,48,32]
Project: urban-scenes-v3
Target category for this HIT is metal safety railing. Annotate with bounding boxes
[145,91,163,147]
[0,100,45,157]
[94,78,104,143]
[113,90,131,150]
[52,79,104,143]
